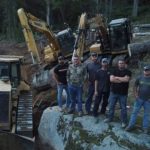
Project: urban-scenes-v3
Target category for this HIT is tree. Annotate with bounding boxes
[2,0,21,41]
[45,0,51,26]
[132,0,139,17]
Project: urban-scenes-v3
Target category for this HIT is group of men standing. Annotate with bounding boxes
[53,52,150,134]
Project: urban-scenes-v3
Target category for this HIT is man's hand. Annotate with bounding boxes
[57,82,63,85]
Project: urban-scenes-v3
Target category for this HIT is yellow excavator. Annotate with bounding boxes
[18,8,132,89]
[73,12,132,64]
[17,8,75,90]
[17,8,75,64]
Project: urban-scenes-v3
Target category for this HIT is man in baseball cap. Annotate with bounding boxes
[126,64,150,134]
[144,65,150,71]
[102,58,109,64]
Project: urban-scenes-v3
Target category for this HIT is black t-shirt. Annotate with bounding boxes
[110,68,132,95]
[86,61,100,82]
[54,63,68,85]
[135,75,150,100]
[95,68,110,92]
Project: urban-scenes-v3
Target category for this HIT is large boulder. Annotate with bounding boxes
[38,107,150,150]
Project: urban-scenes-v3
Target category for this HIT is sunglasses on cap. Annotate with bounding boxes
[91,54,97,57]
[58,57,64,60]
[144,69,150,71]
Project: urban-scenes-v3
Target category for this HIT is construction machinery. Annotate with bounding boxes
[18,8,132,90]
[17,8,75,64]
[73,13,132,64]
[0,55,33,137]
[17,8,75,90]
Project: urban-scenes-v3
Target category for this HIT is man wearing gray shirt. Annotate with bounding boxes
[85,52,100,114]
[126,65,150,134]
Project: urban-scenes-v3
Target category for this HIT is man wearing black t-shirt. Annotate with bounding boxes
[53,56,70,111]
[93,58,110,117]
[104,59,131,128]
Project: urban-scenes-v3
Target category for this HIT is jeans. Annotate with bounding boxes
[108,92,127,123]
[128,98,150,129]
[57,84,70,108]
[93,91,109,116]
[85,82,95,113]
[68,84,83,112]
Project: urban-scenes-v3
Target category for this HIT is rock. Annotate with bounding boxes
[38,107,150,150]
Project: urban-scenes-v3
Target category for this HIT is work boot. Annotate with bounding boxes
[84,111,92,115]
[104,118,112,123]
[78,111,83,117]
[121,122,127,128]
[57,107,63,112]
[68,109,75,114]
[125,126,134,132]
[143,128,148,134]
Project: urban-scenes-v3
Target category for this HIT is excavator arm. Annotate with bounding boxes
[17,8,60,64]
[72,13,87,60]
[17,8,40,64]
[72,13,109,60]
[25,12,60,53]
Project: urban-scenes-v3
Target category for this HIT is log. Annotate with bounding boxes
[128,40,150,57]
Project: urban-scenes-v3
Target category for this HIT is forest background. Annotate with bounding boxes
[0,0,149,41]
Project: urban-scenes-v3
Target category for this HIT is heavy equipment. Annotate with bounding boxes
[17,8,75,90]
[0,55,33,137]
[73,13,132,64]
[17,8,132,136]
[18,8,132,89]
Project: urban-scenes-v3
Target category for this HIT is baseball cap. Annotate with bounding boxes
[90,52,98,57]
[144,65,150,71]
[102,58,108,63]
[58,55,64,60]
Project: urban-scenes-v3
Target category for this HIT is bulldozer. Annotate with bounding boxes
[0,55,33,137]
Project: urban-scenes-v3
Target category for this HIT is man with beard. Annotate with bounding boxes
[53,55,70,111]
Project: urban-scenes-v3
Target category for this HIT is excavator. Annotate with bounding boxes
[17,8,75,90]
[18,8,132,90]
[73,13,132,64]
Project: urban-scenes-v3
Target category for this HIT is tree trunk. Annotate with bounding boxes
[104,0,109,18]
[132,0,139,17]
[128,41,150,56]
[108,0,113,19]
[45,0,50,26]
[59,8,65,23]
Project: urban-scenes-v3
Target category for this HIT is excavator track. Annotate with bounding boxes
[16,91,33,137]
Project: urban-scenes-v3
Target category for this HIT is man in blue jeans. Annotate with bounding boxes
[67,55,87,116]
[85,52,99,115]
[93,58,110,117]
[104,59,131,128]
[125,65,150,134]
[53,55,70,111]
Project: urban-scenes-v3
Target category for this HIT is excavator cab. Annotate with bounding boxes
[0,57,21,88]
[56,28,75,55]
[109,18,131,52]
